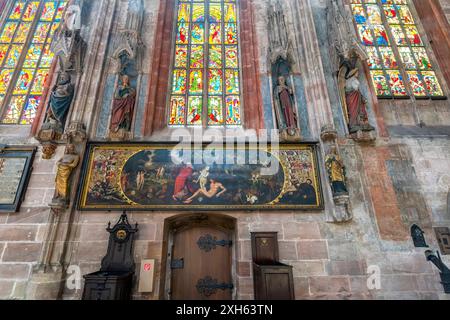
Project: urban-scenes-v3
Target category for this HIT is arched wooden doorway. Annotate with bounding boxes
[160,213,237,300]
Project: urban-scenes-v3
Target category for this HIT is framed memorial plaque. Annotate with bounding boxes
[0,148,36,213]
[78,142,324,211]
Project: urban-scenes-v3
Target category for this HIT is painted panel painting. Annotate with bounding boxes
[78,143,323,211]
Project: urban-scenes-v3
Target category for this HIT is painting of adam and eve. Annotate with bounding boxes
[79,144,323,210]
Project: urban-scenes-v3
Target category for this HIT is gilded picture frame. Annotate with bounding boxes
[77,142,324,211]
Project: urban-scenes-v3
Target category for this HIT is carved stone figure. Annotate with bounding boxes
[325,146,348,197]
[274,76,298,131]
[342,63,375,134]
[47,72,75,128]
[110,74,136,134]
[52,144,79,207]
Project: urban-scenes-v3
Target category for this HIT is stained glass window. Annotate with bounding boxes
[0,1,67,125]
[351,0,444,99]
[169,0,242,127]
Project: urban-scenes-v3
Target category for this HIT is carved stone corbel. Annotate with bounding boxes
[63,121,87,143]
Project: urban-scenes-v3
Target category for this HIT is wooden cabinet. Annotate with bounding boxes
[253,263,295,300]
[251,232,295,300]
[83,271,133,300]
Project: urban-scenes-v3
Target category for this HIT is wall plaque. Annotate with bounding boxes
[78,143,323,211]
[0,148,35,212]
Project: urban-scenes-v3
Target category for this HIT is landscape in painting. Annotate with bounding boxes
[79,144,323,210]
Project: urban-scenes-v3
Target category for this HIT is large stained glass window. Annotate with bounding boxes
[168,0,242,127]
[351,0,444,99]
[0,1,67,125]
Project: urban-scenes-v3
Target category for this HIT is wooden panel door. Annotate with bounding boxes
[171,226,233,300]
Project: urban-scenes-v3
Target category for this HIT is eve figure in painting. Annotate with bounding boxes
[325,146,348,197]
[110,74,136,135]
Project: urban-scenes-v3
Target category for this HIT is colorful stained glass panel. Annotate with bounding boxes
[406,72,426,97]
[176,23,189,44]
[209,69,223,95]
[13,22,32,43]
[5,45,22,68]
[191,23,205,44]
[224,23,237,45]
[357,25,374,46]
[386,70,407,96]
[172,69,187,94]
[225,46,238,68]
[209,45,222,68]
[226,96,241,125]
[22,2,39,21]
[384,5,399,24]
[398,47,416,70]
[189,69,203,94]
[379,47,397,69]
[30,69,48,94]
[0,23,18,43]
[366,5,382,24]
[412,47,432,70]
[1,95,26,124]
[39,44,54,67]
[366,47,382,69]
[10,2,25,20]
[41,1,57,21]
[225,70,239,94]
[14,69,34,94]
[404,25,422,46]
[208,97,223,125]
[370,70,390,96]
[178,3,190,22]
[32,22,50,43]
[175,45,188,68]
[190,45,204,68]
[209,23,222,44]
[169,96,186,125]
[20,95,41,124]
[187,96,202,125]
[352,5,366,24]
[0,69,14,93]
[422,71,444,97]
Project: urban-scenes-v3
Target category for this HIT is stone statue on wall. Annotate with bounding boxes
[340,55,375,135]
[51,144,80,208]
[325,146,348,197]
[47,72,75,128]
[274,75,298,132]
[110,74,136,134]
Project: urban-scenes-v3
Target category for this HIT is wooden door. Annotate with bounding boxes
[171,226,233,300]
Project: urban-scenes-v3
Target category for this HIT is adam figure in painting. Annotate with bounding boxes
[183,177,227,204]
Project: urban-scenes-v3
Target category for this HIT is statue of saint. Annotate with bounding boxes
[325,146,348,196]
[110,74,136,133]
[54,144,79,204]
[274,76,298,130]
[344,67,375,134]
[47,72,74,127]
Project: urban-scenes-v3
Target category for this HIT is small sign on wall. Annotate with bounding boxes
[138,259,155,293]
